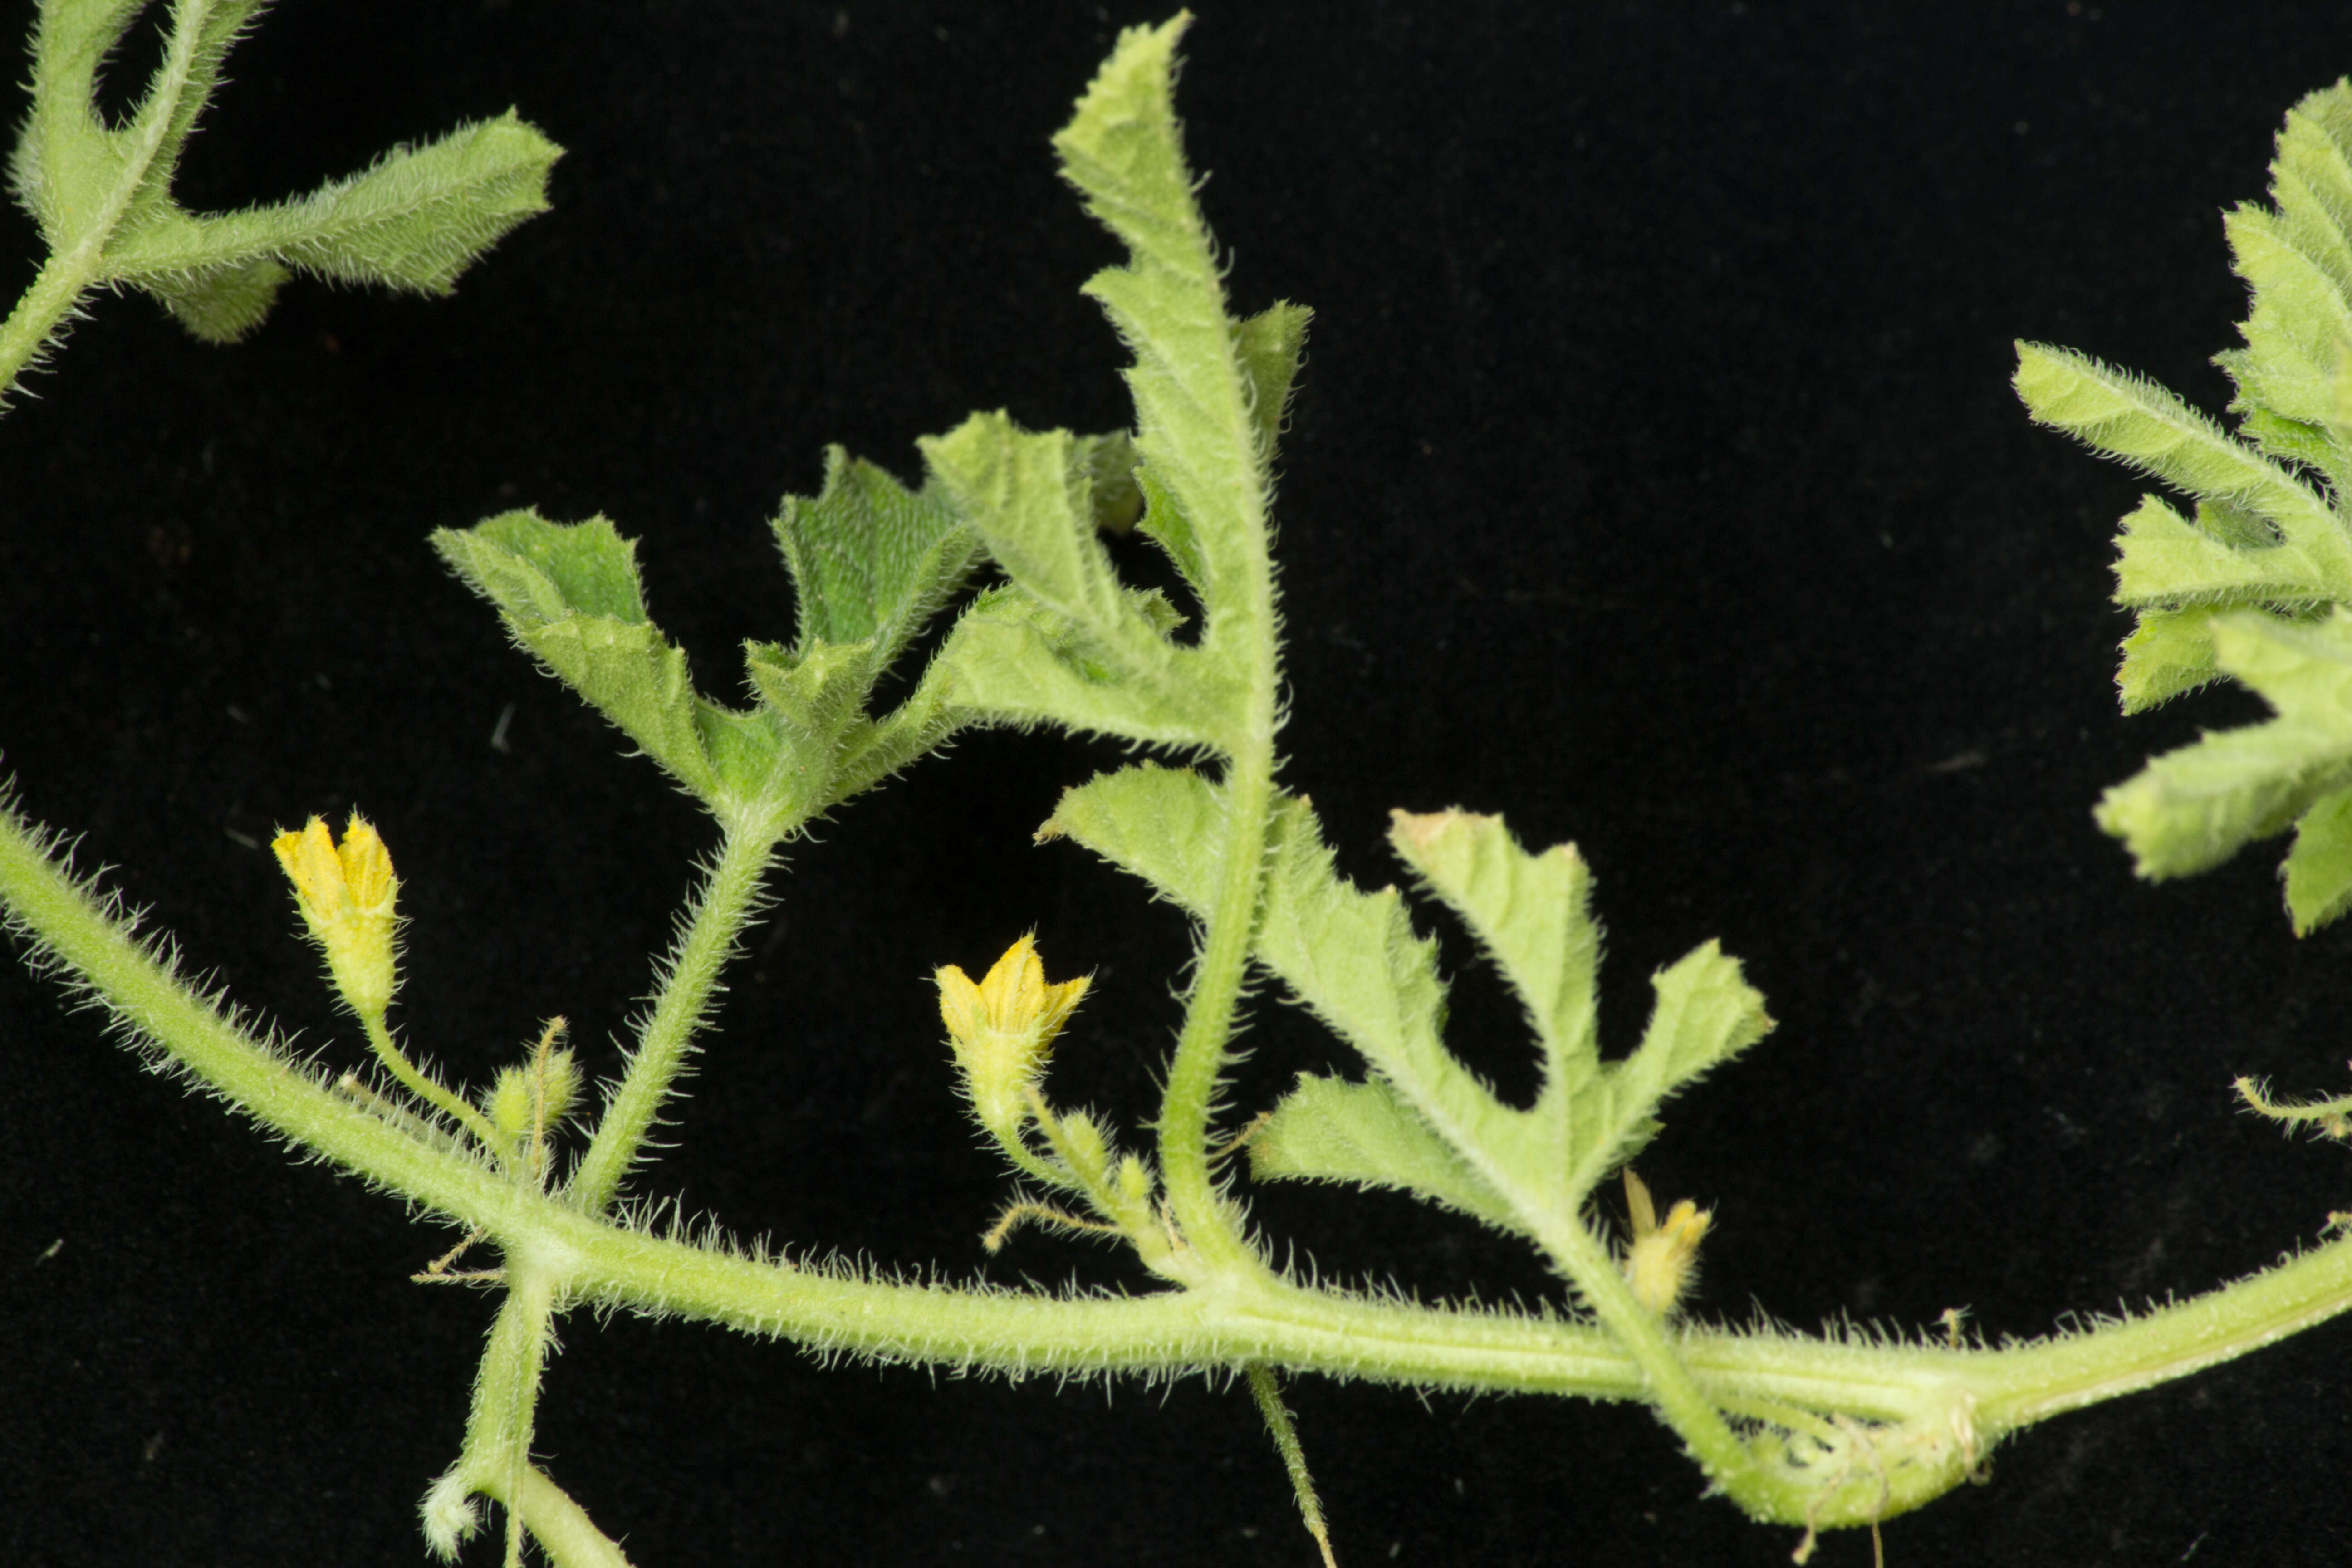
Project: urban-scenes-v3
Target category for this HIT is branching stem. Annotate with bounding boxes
[0,0,216,399]
[568,812,785,1214]
[11,783,2352,1533]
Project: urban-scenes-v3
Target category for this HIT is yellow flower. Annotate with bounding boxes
[1622,1167,1710,1316]
[272,812,400,1018]
[936,933,1089,1139]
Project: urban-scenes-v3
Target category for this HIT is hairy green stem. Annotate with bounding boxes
[0,251,91,399]
[0,0,215,399]
[463,1266,559,1567]
[1529,1211,1770,1507]
[1153,741,1274,1274]
[568,814,783,1214]
[362,1011,506,1159]
[14,796,2352,1532]
[506,1466,636,1568]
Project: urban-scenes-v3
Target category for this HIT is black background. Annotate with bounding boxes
[9,2,2352,1563]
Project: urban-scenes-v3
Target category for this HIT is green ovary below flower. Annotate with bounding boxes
[272,812,401,1019]
[936,933,1090,1140]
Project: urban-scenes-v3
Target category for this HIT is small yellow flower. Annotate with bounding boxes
[936,933,1089,1139]
[1622,1167,1710,1316]
[272,812,400,1018]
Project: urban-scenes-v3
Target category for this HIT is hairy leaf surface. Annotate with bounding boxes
[2018,81,2352,929]
[10,0,557,346]
[1047,767,1772,1245]
[2098,609,2352,881]
[435,512,765,807]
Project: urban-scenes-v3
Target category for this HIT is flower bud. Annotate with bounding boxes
[936,933,1089,1142]
[271,813,400,1019]
[1622,1167,1710,1316]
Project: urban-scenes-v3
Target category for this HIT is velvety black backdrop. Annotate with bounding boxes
[9,2,2352,1563]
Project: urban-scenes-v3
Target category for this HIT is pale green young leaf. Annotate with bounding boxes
[1235,300,1313,466]
[921,408,1247,745]
[2272,85,2352,279]
[2097,609,2352,879]
[744,639,874,752]
[919,412,1134,635]
[2110,495,2326,608]
[2284,787,2352,934]
[2217,205,2352,426]
[433,511,780,809]
[772,447,978,665]
[143,255,288,344]
[2224,82,2352,438]
[1249,1073,1518,1233]
[2014,343,2352,597]
[102,112,561,300]
[937,584,1230,749]
[2236,406,2352,488]
[1048,764,1771,1239]
[2115,604,2253,713]
[1054,14,1269,625]
[1385,809,1600,1096]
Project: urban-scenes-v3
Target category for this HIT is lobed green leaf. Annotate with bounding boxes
[1046,766,1772,1242]
[443,482,980,822]
[940,584,1223,750]
[434,512,774,809]
[1248,1073,1518,1233]
[771,445,978,666]
[2285,787,2352,935]
[102,111,561,311]
[2218,205,2352,428]
[2115,603,2265,713]
[10,0,559,352]
[926,411,1241,748]
[2097,609,2352,886]
[12,0,150,245]
[2015,343,2352,600]
[1386,808,1600,1097]
[921,412,1136,634]
[1053,15,1298,647]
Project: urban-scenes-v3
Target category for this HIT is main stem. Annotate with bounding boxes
[17,771,2352,1529]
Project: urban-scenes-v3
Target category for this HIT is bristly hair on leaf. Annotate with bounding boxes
[2018,78,2352,934]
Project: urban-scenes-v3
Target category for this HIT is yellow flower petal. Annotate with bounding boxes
[936,934,1091,1140]
[936,964,983,1040]
[272,810,401,1018]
